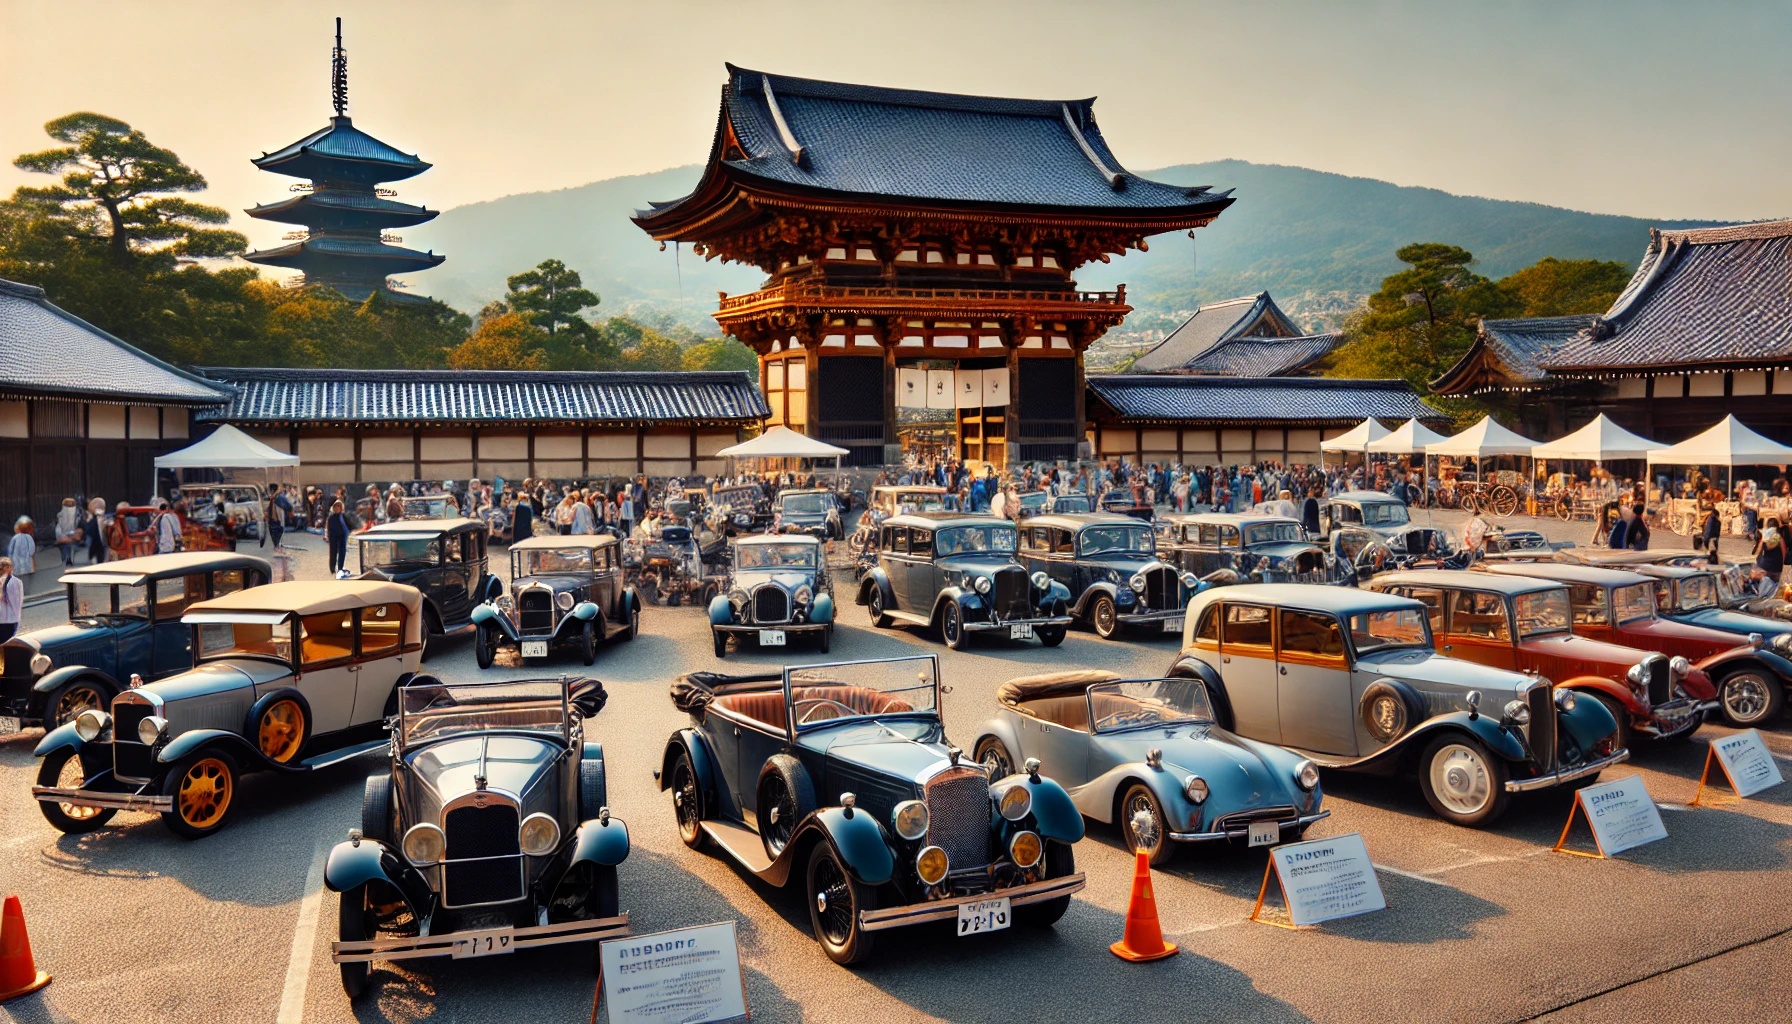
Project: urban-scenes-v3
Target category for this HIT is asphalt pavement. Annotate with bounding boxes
[1,529,1789,1024]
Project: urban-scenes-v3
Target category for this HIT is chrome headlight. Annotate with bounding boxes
[1009,830,1043,868]
[892,800,929,841]
[555,592,575,611]
[1130,573,1148,591]
[1030,571,1050,591]
[1503,699,1531,725]
[518,812,561,856]
[1669,655,1690,678]
[734,513,749,525]
[1183,775,1209,804]
[29,653,52,676]
[1181,572,1199,590]
[915,845,949,885]
[997,783,1032,821]
[402,823,446,867]
[137,715,169,746]
[495,594,515,612]
[1555,689,1577,712]
[1625,663,1644,686]
[1773,633,1792,653]
[728,589,748,607]
[974,576,992,595]
[1748,632,1765,649]
[1295,760,1320,792]
[74,709,110,743]
[794,585,813,606]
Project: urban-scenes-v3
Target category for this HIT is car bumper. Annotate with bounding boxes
[712,623,828,636]
[331,913,631,963]
[858,873,1086,932]
[1637,699,1721,738]
[1504,747,1631,793]
[32,785,172,813]
[963,615,1074,634]
[1116,608,1186,627]
[1168,809,1330,844]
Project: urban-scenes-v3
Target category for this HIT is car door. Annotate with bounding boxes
[881,527,912,611]
[349,602,408,725]
[150,573,206,678]
[1217,602,1281,741]
[1565,583,1617,644]
[293,610,359,734]
[1020,698,1092,792]
[1440,589,1518,670]
[596,547,618,631]
[1275,609,1357,755]
[436,534,471,627]
[908,528,942,613]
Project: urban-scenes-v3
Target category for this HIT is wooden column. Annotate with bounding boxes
[803,339,821,437]
[1073,348,1087,458]
[1004,345,1021,468]
[882,340,897,448]
[412,428,422,481]
[635,428,645,474]
[689,427,698,475]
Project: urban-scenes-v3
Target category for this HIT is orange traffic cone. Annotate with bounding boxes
[1109,849,1179,962]
[0,895,50,1002]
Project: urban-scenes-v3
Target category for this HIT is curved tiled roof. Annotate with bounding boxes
[0,279,233,405]
[1429,315,1597,395]
[1087,374,1439,425]
[246,190,437,228]
[253,116,429,182]
[1177,332,1342,377]
[1128,293,1303,372]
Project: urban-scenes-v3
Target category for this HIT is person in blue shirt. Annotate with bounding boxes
[1607,505,1631,550]
[511,494,534,544]
[326,500,352,576]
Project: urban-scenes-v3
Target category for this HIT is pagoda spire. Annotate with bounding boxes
[331,17,348,118]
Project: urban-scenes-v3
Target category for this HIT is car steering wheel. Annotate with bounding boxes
[794,698,857,724]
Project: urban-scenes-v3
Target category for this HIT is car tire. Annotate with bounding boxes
[44,678,109,731]
[620,600,641,642]
[35,747,116,833]
[1014,840,1076,928]
[941,601,970,650]
[581,620,598,666]
[713,631,728,658]
[756,754,816,862]
[1717,668,1785,728]
[420,606,444,663]
[867,586,891,628]
[1417,734,1510,827]
[474,623,497,669]
[1590,693,1636,754]
[806,840,878,966]
[974,736,1014,778]
[818,624,832,654]
[1090,594,1120,640]
[361,774,393,845]
[580,756,608,820]
[1118,783,1175,866]
[250,693,309,765]
[670,748,707,850]
[160,749,240,839]
[338,884,374,999]
[1036,624,1067,648]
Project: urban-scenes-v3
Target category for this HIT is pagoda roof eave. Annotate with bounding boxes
[245,192,438,228]
[243,239,445,273]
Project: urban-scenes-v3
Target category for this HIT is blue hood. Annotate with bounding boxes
[15,619,126,673]
[1113,724,1304,808]
[1679,607,1792,639]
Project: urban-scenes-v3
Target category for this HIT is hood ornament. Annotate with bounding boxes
[948,745,963,766]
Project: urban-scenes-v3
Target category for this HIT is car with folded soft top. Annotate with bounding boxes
[32,580,424,838]
[356,518,500,648]
[857,513,1073,649]
[774,488,843,540]
[326,675,629,998]
[974,670,1326,865]
[470,535,640,669]
[1164,584,1627,826]
[1,553,271,733]
[709,534,834,657]
[660,656,1086,964]
[1160,512,1350,585]
[1016,514,1205,639]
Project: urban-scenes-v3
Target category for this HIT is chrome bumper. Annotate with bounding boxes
[1505,747,1630,793]
[332,913,630,963]
[1117,608,1186,625]
[963,615,1074,633]
[712,622,828,635]
[1636,699,1720,738]
[858,873,1086,932]
[32,785,171,813]
[1168,809,1330,844]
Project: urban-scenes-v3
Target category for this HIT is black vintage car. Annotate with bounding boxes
[708,534,835,656]
[356,518,501,647]
[856,513,1074,649]
[775,488,843,539]
[712,484,773,536]
[1046,493,1094,514]
[327,676,629,997]
[471,535,640,668]
[1099,489,1155,521]
[2,553,270,731]
[660,656,1086,964]
[1017,514,1204,640]
[1160,513,1350,585]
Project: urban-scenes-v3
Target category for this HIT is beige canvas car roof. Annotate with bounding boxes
[359,517,483,536]
[510,534,618,552]
[60,552,268,586]
[186,580,423,618]
[997,670,1120,705]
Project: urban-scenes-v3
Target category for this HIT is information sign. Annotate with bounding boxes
[599,922,749,1024]
[1701,729,1785,800]
[1554,774,1667,858]
[1253,832,1385,927]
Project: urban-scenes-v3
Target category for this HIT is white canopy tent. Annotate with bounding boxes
[716,425,849,484]
[1646,415,1792,469]
[154,424,300,469]
[1365,419,1450,455]
[1428,416,1541,458]
[1532,415,1659,461]
[1320,418,1390,455]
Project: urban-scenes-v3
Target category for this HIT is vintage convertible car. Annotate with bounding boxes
[32,581,423,838]
[974,670,1326,865]
[1368,571,1716,745]
[471,535,640,668]
[1016,514,1203,639]
[659,656,1087,964]
[774,488,843,539]
[327,676,629,997]
[1,553,270,732]
[356,518,501,647]
[857,513,1073,649]
[1164,585,1627,826]
[1160,513,1350,585]
[710,534,834,656]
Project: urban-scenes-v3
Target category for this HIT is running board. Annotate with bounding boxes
[700,820,776,875]
[886,611,931,626]
[301,739,390,771]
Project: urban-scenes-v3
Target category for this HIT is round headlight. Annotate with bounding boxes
[1669,655,1691,678]
[29,653,52,676]
[1030,571,1050,591]
[1625,664,1644,685]
[728,589,748,607]
[1130,573,1148,591]
[1295,760,1320,792]
[1555,689,1577,712]
[915,845,950,885]
[1503,699,1531,725]
[1774,633,1792,653]
[137,715,168,746]
[402,823,446,867]
[496,594,514,611]
[734,513,749,525]
[1748,632,1765,648]
[73,709,110,743]
[1009,830,1043,869]
[1183,775,1209,804]
[518,812,561,856]
[555,591,575,611]
[794,585,813,606]
[892,800,929,841]
[997,783,1032,821]
[974,576,991,595]
[1181,573,1199,590]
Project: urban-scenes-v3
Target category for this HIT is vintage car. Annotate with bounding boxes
[471,535,640,669]
[1045,493,1094,514]
[31,581,424,838]
[1160,513,1350,585]
[1368,571,1717,746]
[1576,551,1792,622]
[1321,490,1415,540]
[857,513,1073,649]
[974,670,1326,865]
[660,656,1087,964]
[1012,491,1049,521]
[326,676,629,997]
[712,484,774,536]
[1016,514,1203,639]
[848,485,959,568]
[2,553,271,732]
[1098,488,1154,521]
[1164,584,1627,826]
[709,534,834,656]
[400,494,460,520]
[356,518,501,645]
[775,488,843,539]
[179,484,268,543]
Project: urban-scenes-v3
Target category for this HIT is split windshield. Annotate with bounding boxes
[1079,525,1153,556]
[399,679,569,747]
[736,542,818,570]
[935,524,1017,556]
[787,657,939,731]
[361,537,437,568]
[1614,583,1657,623]
[1245,522,1305,546]
[1515,589,1572,636]
[780,493,830,514]
[514,547,593,576]
[1358,502,1410,526]
[1088,679,1215,733]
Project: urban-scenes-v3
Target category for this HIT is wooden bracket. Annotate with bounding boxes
[1247,858,1303,929]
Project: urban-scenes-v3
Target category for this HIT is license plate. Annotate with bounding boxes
[450,929,514,959]
[759,630,786,646]
[1248,821,1279,847]
[1010,624,1034,640]
[956,897,1011,936]
[0,716,19,735]
[1162,617,1184,633]
[520,640,548,659]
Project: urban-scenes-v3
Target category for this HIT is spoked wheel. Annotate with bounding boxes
[1555,497,1576,522]
[670,749,706,849]
[1719,670,1785,727]
[974,736,1014,778]
[867,586,891,628]
[35,748,115,833]
[941,601,970,650]
[806,841,877,965]
[581,620,598,666]
[1119,783,1174,866]
[474,623,497,669]
[1418,735,1510,827]
[255,698,307,764]
[1459,492,1479,516]
[756,755,815,862]
[1490,486,1520,518]
[46,680,107,731]
[160,751,238,839]
[1090,594,1119,640]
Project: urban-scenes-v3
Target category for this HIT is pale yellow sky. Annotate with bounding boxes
[3,0,1788,256]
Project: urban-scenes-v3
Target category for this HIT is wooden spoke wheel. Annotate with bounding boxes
[36,748,115,833]
[256,699,307,764]
[161,752,238,838]
[47,680,107,730]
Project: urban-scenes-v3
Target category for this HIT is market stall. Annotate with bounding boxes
[153,425,301,545]
[1529,414,1659,520]
[1426,416,1540,517]
[1646,416,1792,536]
[1320,418,1391,465]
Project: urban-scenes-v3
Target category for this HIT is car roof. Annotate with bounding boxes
[1624,563,1707,580]
[873,485,946,494]
[886,512,1005,528]
[510,533,617,551]
[737,532,821,547]
[60,552,273,586]
[1371,569,1560,596]
[1194,583,1421,616]
[1025,513,1146,531]
[1332,490,1404,504]
[1167,512,1300,527]
[1480,562,1654,587]
[357,517,484,537]
[188,579,422,617]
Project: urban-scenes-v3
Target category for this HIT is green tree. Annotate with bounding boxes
[681,337,758,373]
[446,310,549,370]
[504,259,619,368]
[1496,256,1630,317]
[1327,242,1518,390]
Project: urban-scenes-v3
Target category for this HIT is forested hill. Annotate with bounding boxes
[402,159,1720,331]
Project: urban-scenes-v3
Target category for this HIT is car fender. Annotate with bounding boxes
[658,729,720,820]
[568,816,630,868]
[481,574,504,603]
[1044,580,1072,610]
[933,588,980,623]
[1555,675,1648,717]
[809,592,834,625]
[974,716,1027,775]
[1165,654,1234,729]
[322,838,435,922]
[244,687,312,750]
[857,569,896,609]
[32,721,84,759]
[552,606,601,643]
[1017,773,1084,843]
[470,603,520,641]
[1698,648,1792,685]
[707,594,735,626]
[157,728,302,773]
[1557,691,1621,752]
[1073,581,1121,618]
[569,602,599,622]
[620,587,642,620]
[1354,712,1527,772]
[32,664,123,698]
[798,806,894,887]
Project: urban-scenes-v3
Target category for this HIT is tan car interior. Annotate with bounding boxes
[713,685,916,732]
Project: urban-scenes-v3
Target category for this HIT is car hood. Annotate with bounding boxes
[1080,553,1166,573]
[15,620,117,663]
[406,732,562,803]
[734,569,815,591]
[1517,632,1649,678]
[514,574,585,596]
[1248,542,1326,561]
[1359,647,1529,690]
[936,555,1021,576]
[1678,607,1792,638]
[1112,724,1302,802]
[1619,616,1749,659]
[143,659,286,703]
[803,718,953,781]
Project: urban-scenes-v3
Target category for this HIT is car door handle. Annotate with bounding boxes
[733,727,741,737]
[1279,665,1287,675]
[1443,644,1454,653]
[1222,655,1230,663]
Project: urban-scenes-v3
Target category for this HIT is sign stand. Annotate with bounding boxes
[1247,833,1385,928]
[1551,798,1609,859]
[1688,745,1742,808]
[1247,858,1303,930]
[598,922,750,1024]
[1550,775,1668,859]
[1688,730,1784,806]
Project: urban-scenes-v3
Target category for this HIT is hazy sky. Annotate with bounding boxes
[4,0,1789,255]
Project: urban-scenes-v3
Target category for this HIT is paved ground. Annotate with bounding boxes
[2,527,1789,1024]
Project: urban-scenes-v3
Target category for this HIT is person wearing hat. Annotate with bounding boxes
[1755,516,1789,584]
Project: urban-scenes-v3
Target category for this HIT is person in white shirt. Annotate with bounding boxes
[153,500,180,554]
[0,557,22,643]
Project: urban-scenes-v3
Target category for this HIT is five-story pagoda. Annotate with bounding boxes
[634,65,1233,467]
[243,20,443,303]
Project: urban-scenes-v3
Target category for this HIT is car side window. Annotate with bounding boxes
[1448,590,1510,640]
[887,527,907,554]
[1199,524,1219,546]
[1193,605,1220,644]
[443,536,465,565]
[1279,609,1346,660]
[1566,583,1608,625]
[357,603,407,658]
[1219,526,1240,549]
[1400,587,1446,632]
[212,569,247,598]
[910,529,933,557]
[1221,603,1272,649]
[464,533,483,564]
[1051,529,1073,554]
[153,574,208,620]
[298,611,355,666]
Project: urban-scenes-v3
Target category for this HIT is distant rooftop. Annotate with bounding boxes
[0,279,232,406]
[1129,292,1305,373]
[1087,374,1440,426]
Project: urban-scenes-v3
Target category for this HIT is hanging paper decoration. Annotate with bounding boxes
[926,369,954,410]
[896,367,926,408]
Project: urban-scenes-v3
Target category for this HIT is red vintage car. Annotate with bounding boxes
[1369,570,1712,744]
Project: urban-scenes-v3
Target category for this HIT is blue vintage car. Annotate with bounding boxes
[1017,514,1204,639]
[708,534,834,657]
[1161,513,1351,585]
[659,656,1087,964]
[1625,562,1792,726]
[1,553,271,731]
[974,671,1326,865]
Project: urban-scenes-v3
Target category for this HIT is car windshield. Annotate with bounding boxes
[787,656,939,731]
[403,497,453,518]
[1051,495,1092,513]
[116,583,150,618]
[780,493,830,514]
[1245,522,1305,546]
[1079,525,1153,556]
[890,491,948,513]
[935,524,1017,556]
[1515,589,1572,636]
[1347,607,1431,654]
[69,583,115,618]
[1359,502,1410,526]
[361,537,437,567]
[515,547,593,576]
[399,679,569,747]
[1088,679,1215,733]
[1614,582,1657,623]
[737,542,818,569]
[1677,575,1719,612]
[715,488,758,507]
[195,620,294,663]
[1017,493,1046,509]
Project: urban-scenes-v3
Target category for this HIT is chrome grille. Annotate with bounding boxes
[993,567,1029,620]
[518,589,554,635]
[1145,567,1177,611]
[2,645,33,681]
[111,699,155,781]
[1526,681,1557,769]
[1643,655,1671,707]
[924,766,990,870]
[753,585,789,624]
[443,802,523,907]
[1213,806,1296,834]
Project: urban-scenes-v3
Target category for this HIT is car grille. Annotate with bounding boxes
[518,589,554,635]
[1144,567,1177,611]
[2,645,33,681]
[993,567,1030,620]
[924,766,990,871]
[443,802,523,907]
[1642,654,1671,707]
[753,585,789,625]
[111,701,156,781]
[1213,806,1296,834]
[1526,681,1558,769]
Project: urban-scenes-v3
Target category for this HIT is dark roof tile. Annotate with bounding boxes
[0,279,233,405]
[1088,374,1439,424]
[1128,292,1303,372]
[1176,332,1341,377]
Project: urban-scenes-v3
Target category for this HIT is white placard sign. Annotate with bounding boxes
[600,922,748,1024]
[1711,729,1785,797]
[1267,832,1386,926]
[1576,775,1668,855]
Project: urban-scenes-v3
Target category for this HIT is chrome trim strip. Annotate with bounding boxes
[857,874,1086,931]
[331,913,630,963]
[1504,747,1630,792]
[1168,810,1330,843]
[31,785,171,812]
[963,615,1074,632]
